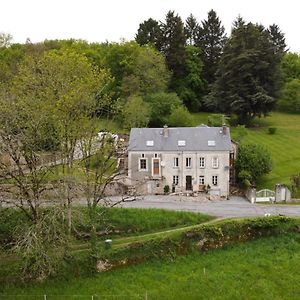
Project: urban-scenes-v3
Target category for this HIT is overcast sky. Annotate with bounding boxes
[1,0,299,53]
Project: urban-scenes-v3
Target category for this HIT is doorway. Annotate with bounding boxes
[186,176,192,191]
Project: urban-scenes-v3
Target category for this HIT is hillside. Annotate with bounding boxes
[192,112,300,190]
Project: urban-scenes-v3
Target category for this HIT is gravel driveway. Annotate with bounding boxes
[108,195,300,218]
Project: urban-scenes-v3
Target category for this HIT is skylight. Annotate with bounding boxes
[178,140,186,146]
[146,140,154,146]
[208,140,216,147]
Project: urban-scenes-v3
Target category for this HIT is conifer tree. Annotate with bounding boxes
[160,11,187,91]
[205,22,282,124]
[184,14,199,45]
[135,18,162,50]
[196,9,226,85]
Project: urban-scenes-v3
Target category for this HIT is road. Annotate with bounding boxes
[108,195,300,218]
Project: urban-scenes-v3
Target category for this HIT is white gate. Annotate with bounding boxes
[256,189,275,202]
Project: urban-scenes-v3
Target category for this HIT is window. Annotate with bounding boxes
[146,140,154,146]
[199,157,205,168]
[199,176,205,185]
[173,175,179,185]
[141,153,145,158]
[208,140,216,147]
[186,157,191,168]
[212,175,218,186]
[178,140,186,146]
[139,159,147,170]
[212,157,219,168]
[154,153,158,158]
[174,157,179,167]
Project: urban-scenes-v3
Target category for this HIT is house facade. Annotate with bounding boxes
[128,126,234,197]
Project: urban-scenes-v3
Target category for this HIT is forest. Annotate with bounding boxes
[0,9,299,137]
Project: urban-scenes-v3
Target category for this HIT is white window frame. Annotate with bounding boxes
[212,157,219,169]
[212,175,218,186]
[199,175,205,185]
[173,157,179,168]
[186,157,192,168]
[139,157,148,171]
[199,157,205,168]
[173,175,179,186]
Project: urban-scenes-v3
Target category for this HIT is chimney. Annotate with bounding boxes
[222,124,227,135]
[163,125,169,138]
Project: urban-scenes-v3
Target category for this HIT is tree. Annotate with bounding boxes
[235,143,272,185]
[135,18,162,50]
[277,79,300,113]
[166,106,193,127]
[176,45,205,111]
[281,52,300,83]
[144,92,182,126]
[206,22,282,124]
[122,95,150,129]
[184,14,199,45]
[0,32,13,48]
[267,24,287,58]
[120,45,170,98]
[160,11,187,91]
[196,10,226,86]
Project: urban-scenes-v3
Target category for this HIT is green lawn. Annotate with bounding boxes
[2,233,300,299]
[232,112,300,189]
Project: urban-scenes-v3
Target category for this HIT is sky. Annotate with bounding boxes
[1,0,299,53]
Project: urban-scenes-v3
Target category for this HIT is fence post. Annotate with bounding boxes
[44,295,47,300]
[92,295,94,300]
[145,291,148,300]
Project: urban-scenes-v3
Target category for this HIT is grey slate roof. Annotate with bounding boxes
[128,126,231,152]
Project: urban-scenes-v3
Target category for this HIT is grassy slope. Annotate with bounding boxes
[237,112,300,189]
[2,233,300,299]
[193,112,300,190]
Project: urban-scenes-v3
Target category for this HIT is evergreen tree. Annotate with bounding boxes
[205,22,282,124]
[184,14,199,45]
[160,11,187,91]
[135,18,162,50]
[196,9,226,86]
[177,45,205,111]
[267,24,287,58]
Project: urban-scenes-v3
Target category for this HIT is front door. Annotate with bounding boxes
[186,176,192,191]
[153,159,160,176]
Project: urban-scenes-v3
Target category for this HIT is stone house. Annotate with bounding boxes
[128,125,235,197]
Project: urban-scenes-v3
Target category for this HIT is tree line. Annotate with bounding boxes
[136,10,289,124]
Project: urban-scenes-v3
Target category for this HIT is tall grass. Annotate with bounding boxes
[74,207,212,237]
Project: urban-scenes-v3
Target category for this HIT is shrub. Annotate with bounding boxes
[236,143,272,185]
[164,185,170,194]
[268,127,277,134]
[238,170,252,188]
[207,114,229,127]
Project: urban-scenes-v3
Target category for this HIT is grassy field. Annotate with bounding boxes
[2,233,300,299]
[193,111,300,190]
[74,207,213,238]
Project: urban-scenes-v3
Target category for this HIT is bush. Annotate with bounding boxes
[207,114,229,127]
[164,185,170,194]
[238,170,252,188]
[268,127,277,134]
